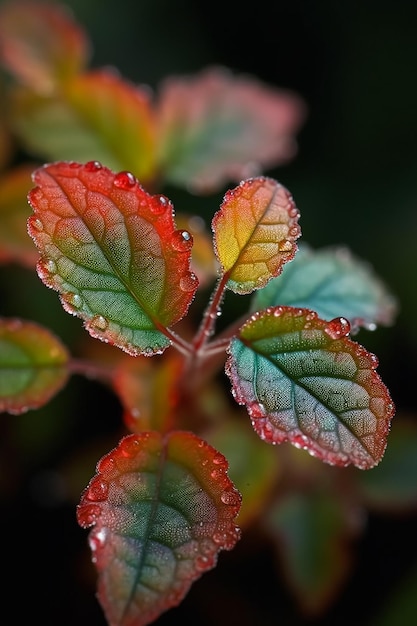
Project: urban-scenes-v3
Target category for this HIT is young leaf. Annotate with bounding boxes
[0,164,40,267]
[251,243,398,331]
[12,69,157,183]
[225,306,395,469]
[156,65,306,193]
[77,431,241,626]
[0,317,69,414]
[0,0,90,93]
[27,161,198,356]
[212,177,300,294]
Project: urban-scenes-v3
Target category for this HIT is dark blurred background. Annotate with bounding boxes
[1,0,417,624]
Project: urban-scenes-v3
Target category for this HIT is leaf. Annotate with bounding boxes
[27,161,198,356]
[251,243,398,331]
[0,164,39,267]
[212,177,300,294]
[0,317,69,414]
[264,490,355,616]
[12,70,157,182]
[0,0,90,93]
[225,306,395,469]
[77,431,241,626]
[156,65,306,193]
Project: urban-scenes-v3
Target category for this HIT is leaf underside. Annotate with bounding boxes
[77,431,241,626]
[27,161,198,356]
[226,306,395,469]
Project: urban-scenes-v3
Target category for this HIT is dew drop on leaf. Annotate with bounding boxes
[88,315,109,331]
[149,194,170,215]
[113,171,137,189]
[31,217,44,231]
[84,160,103,171]
[61,292,83,311]
[85,476,109,501]
[179,273,198,292]
[171,229,193,252]
[324,316,351,339]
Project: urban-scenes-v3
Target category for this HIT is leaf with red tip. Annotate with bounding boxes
[156,65,306,193]
[77,431,241,626]
[212,177,300,294]
[0,317,69,414]
[27,161,198,356]
[225,306,395,469]
[0,0,90,92]
[12,70,157,182]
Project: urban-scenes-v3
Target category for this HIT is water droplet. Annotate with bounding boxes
[278,239,293,252]
[212,452,224,465]
[90,528,107,552]
[220,491,241,506]
[85,160,103,172]
[31,217,44,231]
[324,317,351,339]
[289,226,299,237]
[149,194,170,215]
[171,229,193,252]
[369,353,379,368]
[68,161,80,169]
[119,435,140,457]
[61,292,83,311]
[179,273,198,292]
[86,477,109,501]
[113,171,137,189]
[212,531,227,545]
[89,315,109,331]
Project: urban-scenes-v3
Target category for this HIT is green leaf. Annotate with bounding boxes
[27,161,198,356]
[11,70,157,183]
[264,490,355,616]
[212,176,300,294]
[226,306,395,469]
[156,66,306,193]
[0,0,90,92]
[0,317,69,414]
[251,243,398,331]
[77,431,241,626]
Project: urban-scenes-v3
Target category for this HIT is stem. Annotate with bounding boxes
[68,358,115,383]
[192,273,229,352]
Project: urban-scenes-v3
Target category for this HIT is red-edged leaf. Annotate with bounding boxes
[0,164,39,267]
[226,306,395,469]
[12,69,157,183]
[0,317,69,414]
[77,431,241,626]
[0,0,90,92]
[212,177,300,294]
[156,65,306,193]
[27,161,198,356]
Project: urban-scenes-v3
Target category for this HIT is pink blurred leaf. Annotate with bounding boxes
[0,0,90,93]
[156,66,306,193]
[77,431,241,626]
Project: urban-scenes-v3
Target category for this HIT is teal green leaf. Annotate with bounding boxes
[77,431,241,626]
[251,243,398,331]
[226,306,395,469]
